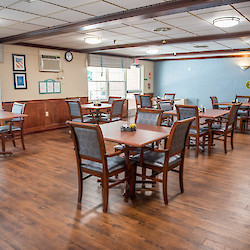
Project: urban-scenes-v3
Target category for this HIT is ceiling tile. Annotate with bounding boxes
[8,22,45,31]
[48,10,92,22]
[40,0,99,8]
[0,8,39,22]
[189,5,232,15]
[236,6,250,20]
[0,27,27,36]
[104,0,163,9]
[28,17,68,27]
[217,39,249,49]
[10,1,66,16]
[129,31,163,39]
[155,12,191,21]
[232,2,250,8]
[0,18,19,27]
[111,25,145,35]
[0,0,19,7]
[73,1,124,16]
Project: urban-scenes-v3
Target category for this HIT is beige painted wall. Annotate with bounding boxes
[0,44,88,102]
[139,60,154,94]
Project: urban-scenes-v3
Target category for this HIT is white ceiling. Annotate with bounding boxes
[0,0,249,59]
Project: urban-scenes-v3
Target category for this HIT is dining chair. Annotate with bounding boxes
[212,103,241,153]
[140,95,152,108]
[235,95,250,133]
[99,99,125,123]
[176,105,210,157]
[3,102,26,150]
[156,100,173,127]
[134,94,141,109]
[67,121,131,212]
[66,99,94,123]
[132,117,194,204]
[164,93,176,100]
[108,96,121,104]
[210,96,219,109]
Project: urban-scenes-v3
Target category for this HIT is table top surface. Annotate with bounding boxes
[0,110,27,121]
[81,103,112,109]
[152,97,181,102]
[217,102,250,107]
[164,109,229,118]
[100,120,171,148]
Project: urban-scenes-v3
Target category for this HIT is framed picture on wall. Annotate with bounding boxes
[12,54,26,71]
[14,73,27,89]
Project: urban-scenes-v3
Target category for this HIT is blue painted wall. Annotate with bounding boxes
[154,58,250,109]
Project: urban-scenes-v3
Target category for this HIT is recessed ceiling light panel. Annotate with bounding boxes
[84,37,102,44]
[213,17,240,28]
[146,48,159,54]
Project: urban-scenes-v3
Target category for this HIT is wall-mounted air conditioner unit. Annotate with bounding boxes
[39,50,61,72]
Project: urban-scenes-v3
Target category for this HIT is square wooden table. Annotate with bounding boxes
[217,102,250,107]
[0,110,27,155]
[81,103,112,123]
[100,120,171,199]
[164,109,229,118]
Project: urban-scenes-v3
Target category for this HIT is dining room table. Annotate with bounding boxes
[163,108,230,118]
[81,103,112,123]
[0,110,28,155]
[100,120,171,199]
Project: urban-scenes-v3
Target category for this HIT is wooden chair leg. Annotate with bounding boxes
[163,171,168,205]
[1,134,6,152]
[187,137,190,149]
[130,164,136,200]
[231,131,234,150]
[142,167,146,188]
[224,134,227,154]
[179,164,184,193]
[195,137,199,157]
[102,177,109,213]
[21,131,25,150]
[78,174,83,202]
[239,119,243,133]
[11,133,16,147]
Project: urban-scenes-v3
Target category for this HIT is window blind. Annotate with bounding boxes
[87,54,132,69]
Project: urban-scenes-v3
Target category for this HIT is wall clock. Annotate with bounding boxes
[65,51,73,62]
[246,81,250,89]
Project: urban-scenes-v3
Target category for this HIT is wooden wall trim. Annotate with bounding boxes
[2,97,128,134]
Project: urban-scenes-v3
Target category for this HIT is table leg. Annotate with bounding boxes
[0,133,12,155]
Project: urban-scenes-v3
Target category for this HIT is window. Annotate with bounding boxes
[88,67,126,101]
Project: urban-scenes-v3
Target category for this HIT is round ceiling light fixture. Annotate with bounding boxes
[146,48,159,54]
[84,37,102,44]
[213,17,240,28]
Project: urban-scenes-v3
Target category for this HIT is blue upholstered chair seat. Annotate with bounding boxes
[100,114,121,122]
[0,125,10,132]
[189,127,208,135]
[81,156,127,173]
[72,115,93,123]
[114,143,154,152]
[212,124,232,133]
[133,150,182,168]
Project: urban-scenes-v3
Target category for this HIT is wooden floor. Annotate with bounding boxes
[0,128,249,250]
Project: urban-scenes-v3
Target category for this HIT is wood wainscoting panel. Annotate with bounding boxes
[2,97,89,134]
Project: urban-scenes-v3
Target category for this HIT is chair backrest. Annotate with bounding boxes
[176,105,199,131]
[227,103,241,129]
[164,93,176,100]
[166,117,195,157]
[157,100,172,111]
[110,99,125,120]
[140,95,152,108]
[210,96,219,109]
[66,99,83,122]
[67,122,106,164]
[108,96,121,104]
[235,95,250,103]
[12,102,25,121]
[135,108,163,126]
[134,94,141,107]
